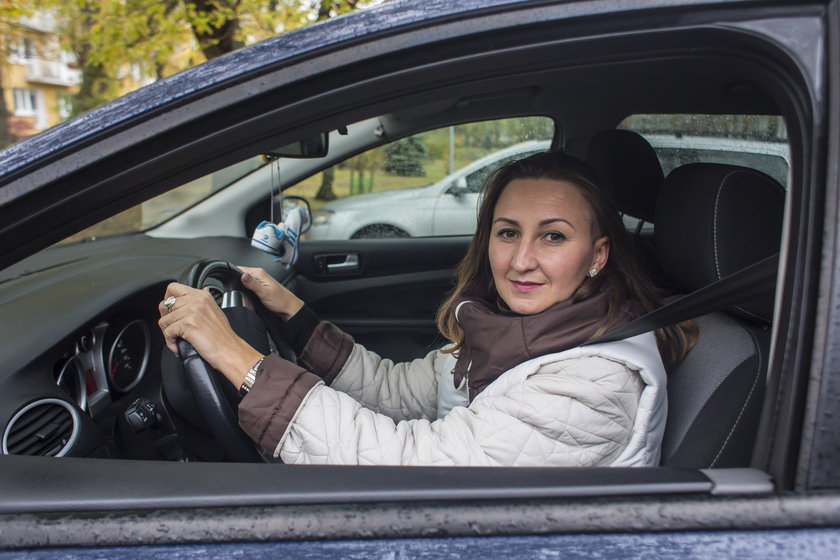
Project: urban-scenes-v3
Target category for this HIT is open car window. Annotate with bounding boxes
[61,117,554,244]
[286,117,554,240]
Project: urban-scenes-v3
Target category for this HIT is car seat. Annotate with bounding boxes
[585,129,667,285]
[655,162,785,467]
[585,128,664,229]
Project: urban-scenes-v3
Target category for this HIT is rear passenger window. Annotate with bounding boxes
[620,114,789,187]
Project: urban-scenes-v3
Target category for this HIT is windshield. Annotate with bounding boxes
[60,156,266,243]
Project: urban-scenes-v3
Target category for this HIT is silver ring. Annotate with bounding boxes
[164,296,177,313]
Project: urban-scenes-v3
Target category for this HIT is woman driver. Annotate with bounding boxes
[158,151,693,466]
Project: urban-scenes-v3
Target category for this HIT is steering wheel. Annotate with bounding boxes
[167,259,294,462]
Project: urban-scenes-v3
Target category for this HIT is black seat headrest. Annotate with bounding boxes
[586,129,664,223]
[656,163,785,323]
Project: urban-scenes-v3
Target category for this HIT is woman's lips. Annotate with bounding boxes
[510,280,543,292]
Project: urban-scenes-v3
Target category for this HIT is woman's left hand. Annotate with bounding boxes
[157,282,264,388]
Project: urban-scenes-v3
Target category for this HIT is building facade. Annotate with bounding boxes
[3,12,80,139]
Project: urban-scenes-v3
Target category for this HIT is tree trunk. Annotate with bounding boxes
[317,0,332,21]
[67,1,115,117]
[72,62,112,116]
[316,167,337,200]
[189,0,245,60]
[355,154,366,194]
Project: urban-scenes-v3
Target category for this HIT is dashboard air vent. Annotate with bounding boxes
[2,399,79,457]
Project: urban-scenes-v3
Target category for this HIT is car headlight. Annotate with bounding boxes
[312,208,334,226]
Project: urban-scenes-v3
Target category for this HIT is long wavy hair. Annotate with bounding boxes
[435,150,695,368]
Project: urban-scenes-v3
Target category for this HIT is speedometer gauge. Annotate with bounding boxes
[107,320,150,393]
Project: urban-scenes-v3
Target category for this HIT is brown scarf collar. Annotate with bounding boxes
[452,290,641,401]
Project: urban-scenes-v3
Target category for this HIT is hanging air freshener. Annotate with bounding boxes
[250,153,310,265]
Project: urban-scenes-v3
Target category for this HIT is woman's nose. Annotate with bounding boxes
[510,240,537,271]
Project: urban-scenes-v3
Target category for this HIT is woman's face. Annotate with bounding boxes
[488,177,609,315]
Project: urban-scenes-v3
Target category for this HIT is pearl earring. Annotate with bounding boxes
[588,268,599,278]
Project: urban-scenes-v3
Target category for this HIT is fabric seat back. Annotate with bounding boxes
[586,129,667,284]
[655,163,784,467]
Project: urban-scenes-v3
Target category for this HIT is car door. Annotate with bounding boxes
[292,237,469,362]
[1,0,839,556]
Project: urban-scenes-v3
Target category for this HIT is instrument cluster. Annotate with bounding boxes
[53,317,152,417]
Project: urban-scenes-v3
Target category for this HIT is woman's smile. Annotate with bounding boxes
[510,280,544,292]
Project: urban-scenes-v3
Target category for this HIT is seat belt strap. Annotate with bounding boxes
[585,253,779,345]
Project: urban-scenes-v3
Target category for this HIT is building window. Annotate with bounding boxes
[13,88,39,116]
[23,37,37,58]
[12,87,47,130]
[9,37,37,62]
[57,94,73,120]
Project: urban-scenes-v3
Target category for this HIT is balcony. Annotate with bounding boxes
[25,58,81,87]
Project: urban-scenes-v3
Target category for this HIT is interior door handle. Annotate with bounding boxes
[327,253,359,272]
[314,253,360,275]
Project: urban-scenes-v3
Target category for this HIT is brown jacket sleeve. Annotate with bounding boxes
[237,355,322,452]
[297,321,355,385]
[237,321,355,452]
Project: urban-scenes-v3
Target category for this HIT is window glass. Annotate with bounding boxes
[13,88,39,116]
[619,114,789,186]
[60,156,264,244]
[59,117,552,244]
[616,114,789,233]
[289,117,554,240]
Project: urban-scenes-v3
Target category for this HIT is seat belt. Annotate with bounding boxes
[585,253,779,345]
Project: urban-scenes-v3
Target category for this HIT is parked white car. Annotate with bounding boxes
[307,140,550,239]
[644,133,790,186]
[306,134,789,240]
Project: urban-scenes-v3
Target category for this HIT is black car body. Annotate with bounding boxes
[0,0,839,556]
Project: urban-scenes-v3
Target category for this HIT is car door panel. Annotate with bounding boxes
[294,237,469,361]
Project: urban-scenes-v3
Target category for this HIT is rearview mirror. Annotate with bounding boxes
[264,133,329,159]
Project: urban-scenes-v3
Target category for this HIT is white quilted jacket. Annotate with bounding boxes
[274,332,667,466]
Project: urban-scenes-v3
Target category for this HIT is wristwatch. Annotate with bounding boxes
[238,357,265,398]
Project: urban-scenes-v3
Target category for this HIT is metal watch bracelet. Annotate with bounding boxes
[238,357,265,398]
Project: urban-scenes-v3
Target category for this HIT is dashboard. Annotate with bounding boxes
[0,234,271,461]
[1,284,169,460]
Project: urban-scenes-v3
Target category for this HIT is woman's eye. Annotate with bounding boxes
[496,228,518,240]
[545,231,566,243]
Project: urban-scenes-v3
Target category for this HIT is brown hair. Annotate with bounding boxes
[435,150,695,368]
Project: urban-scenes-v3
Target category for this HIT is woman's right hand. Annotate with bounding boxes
[239,266,304,321]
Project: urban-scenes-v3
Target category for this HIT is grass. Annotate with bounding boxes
[286,159,456,213]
